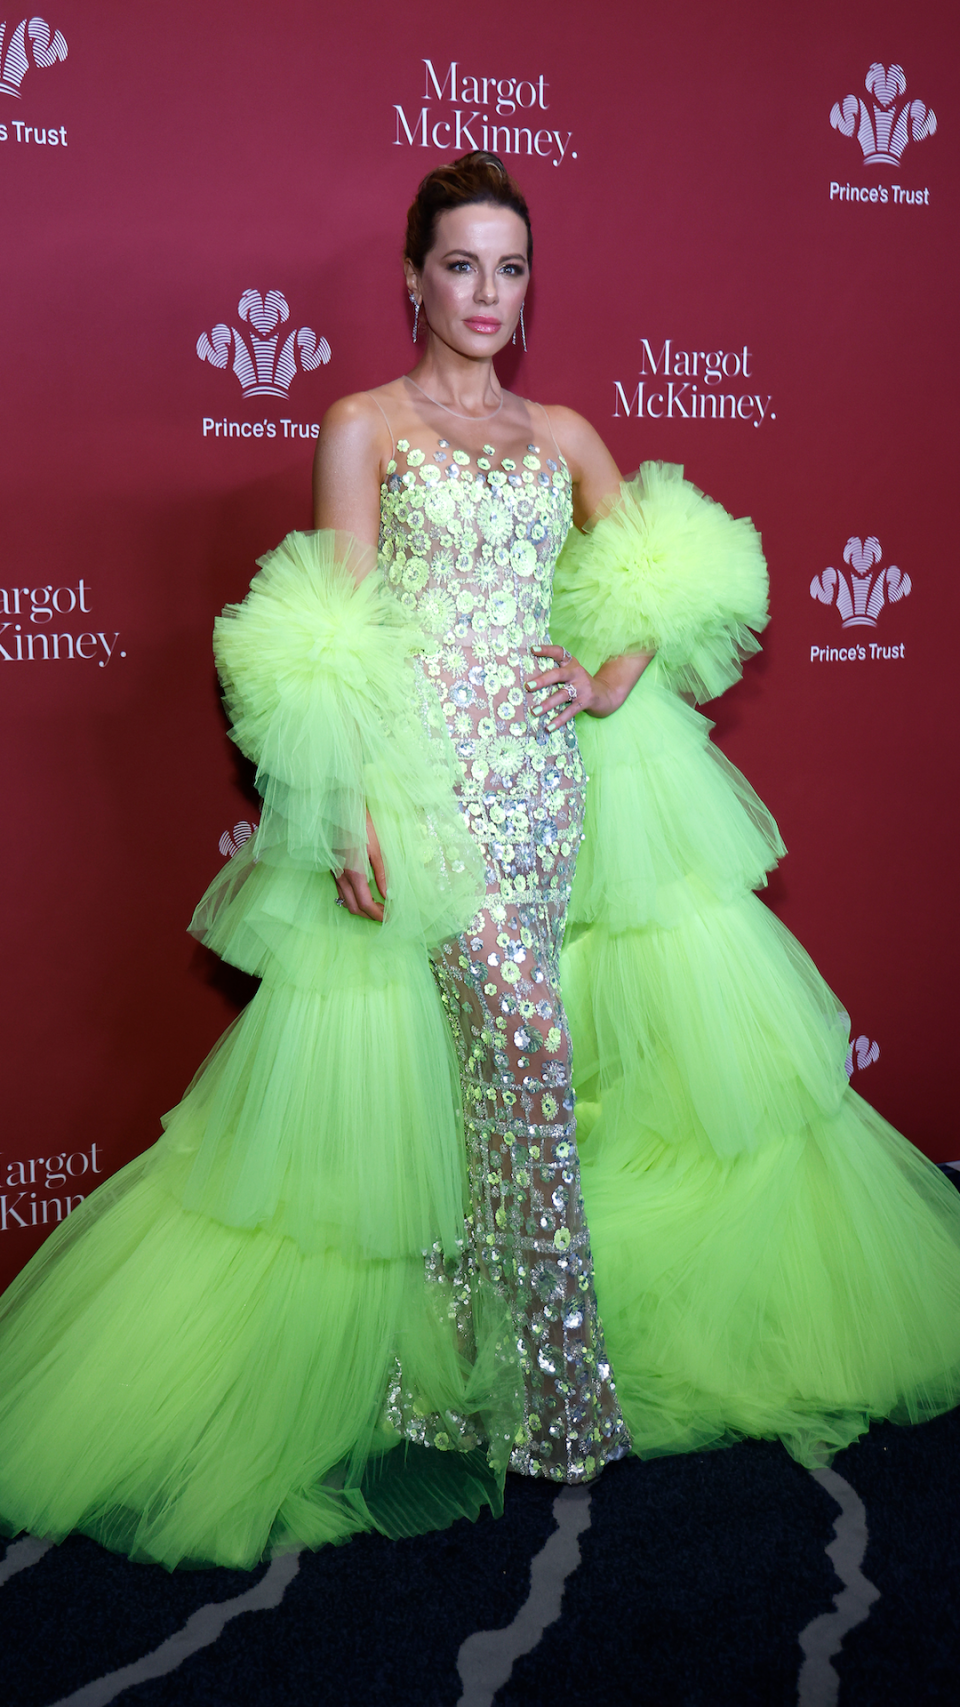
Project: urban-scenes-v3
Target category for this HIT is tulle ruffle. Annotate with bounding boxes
[0,1150,516,1568]
[170,931,467,1261]
[581,1096,960,1466]
[570,674,785,933]
[0,943,524,1570]
[552,461,768,701]
[213,529,484,948]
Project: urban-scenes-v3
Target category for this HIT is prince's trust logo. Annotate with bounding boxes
[0,14,69,148]
[829,63,936,209]
[845,1034,880,1078]
[0,15,66,96]
[197,290,331,400]
[810,537,911,627]
[219,820,256,859]
[831,64,936,165]
[809,536,910,665]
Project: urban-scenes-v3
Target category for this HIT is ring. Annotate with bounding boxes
[566,683,578,701]
[560,648,572,664]
[335,897,346,907]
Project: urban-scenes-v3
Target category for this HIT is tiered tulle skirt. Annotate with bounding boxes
[568,675,960,1462]
[2,670,960,1568]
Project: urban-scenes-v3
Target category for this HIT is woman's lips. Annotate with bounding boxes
[464,317,501,333]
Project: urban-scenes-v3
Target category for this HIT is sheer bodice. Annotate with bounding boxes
[373,384,631,1481]
[376,390,581,915]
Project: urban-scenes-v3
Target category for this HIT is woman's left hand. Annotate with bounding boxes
[525,646,619,731]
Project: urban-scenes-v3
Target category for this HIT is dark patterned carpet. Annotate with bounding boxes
[3,1407,960,1705]
[4,1170,960,1707]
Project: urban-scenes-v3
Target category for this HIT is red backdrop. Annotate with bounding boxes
[2,0,957,1286]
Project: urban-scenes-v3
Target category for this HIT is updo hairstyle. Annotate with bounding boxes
[404,152,533,271]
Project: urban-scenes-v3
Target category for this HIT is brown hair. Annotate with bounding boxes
[404,151,533,271]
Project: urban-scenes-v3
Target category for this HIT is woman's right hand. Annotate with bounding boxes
[335,811,387,922]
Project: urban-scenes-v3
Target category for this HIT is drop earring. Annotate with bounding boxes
[512,300,527,353]
[409,293,420,344]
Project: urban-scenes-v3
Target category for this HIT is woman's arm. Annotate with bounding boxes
[532,406,654,731]
[546,404,622,532]
[312,394,393,918]
[312,393,390,552]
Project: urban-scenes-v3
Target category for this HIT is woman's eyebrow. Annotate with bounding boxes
[439,248,527,263]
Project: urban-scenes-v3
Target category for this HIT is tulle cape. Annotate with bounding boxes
[3,469,960,1569]
[0,532,518,1570]
[553,467,960,1462]
[189,531,487,1260]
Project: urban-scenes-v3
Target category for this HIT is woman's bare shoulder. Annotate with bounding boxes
[313,390,395,540]
[537,403,622,502]
[321,389,385,440]
[317,388,395,480]
[539,403,612,464]
[539,401,593,435]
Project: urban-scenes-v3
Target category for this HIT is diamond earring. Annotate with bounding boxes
[512,300,527,353]
[409,293,420,344]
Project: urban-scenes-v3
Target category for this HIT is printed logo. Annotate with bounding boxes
[197,290,331,399]
[219,820,256,859]
[393,59,574,168]
[1,578,122,667]
[845,1035,880,1078]
[830,64,936,166]
[0,15,66,97]
[1,1143,101,1234]
[613,338,773,428]
[810,537,911,629]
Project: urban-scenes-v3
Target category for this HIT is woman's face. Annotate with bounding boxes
[408,202,529,358]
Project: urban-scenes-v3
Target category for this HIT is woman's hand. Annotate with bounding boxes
[334,811,387,921]
[526,646,653,731]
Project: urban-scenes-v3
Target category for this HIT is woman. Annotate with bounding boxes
[1,153,959,1571]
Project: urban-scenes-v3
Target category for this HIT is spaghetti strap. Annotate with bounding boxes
[534,400,564,464]
[365,391,396,459]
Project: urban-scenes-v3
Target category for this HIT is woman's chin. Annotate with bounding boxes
[416,317,508,359]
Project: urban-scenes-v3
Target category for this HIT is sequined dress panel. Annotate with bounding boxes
[377,408,630,1481]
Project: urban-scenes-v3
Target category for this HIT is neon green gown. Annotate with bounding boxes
[2,394,960,1570]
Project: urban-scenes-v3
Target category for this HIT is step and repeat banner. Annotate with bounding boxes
[1,0,956,1283]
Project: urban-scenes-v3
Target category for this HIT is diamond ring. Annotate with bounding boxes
[566,683,578,701]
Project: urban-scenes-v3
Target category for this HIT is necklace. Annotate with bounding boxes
[405,374,504,422]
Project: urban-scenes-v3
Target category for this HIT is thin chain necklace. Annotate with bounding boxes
[405,373,504,422]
